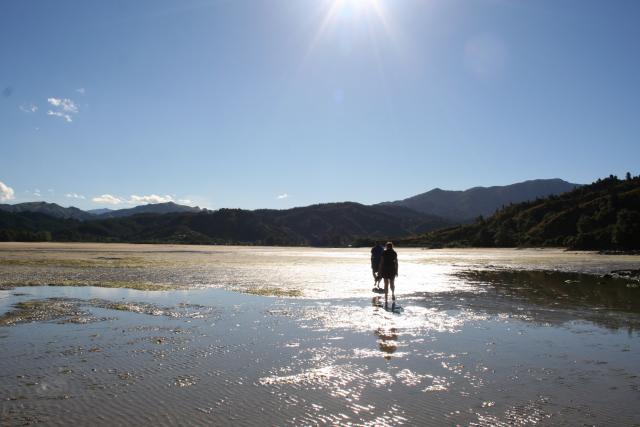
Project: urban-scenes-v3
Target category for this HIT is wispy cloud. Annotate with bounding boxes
[76,88,86,95]
[92,194,123,205]
[19,104,38,113]
[0,181,15,202]
[129,194,174,204]
[92,193,196,206]
[65,193,85,200]
[48,97,78,112]
[47,97,79,122]
[276,193,289,200]
[33,188,42,198]
[47,111,73,122]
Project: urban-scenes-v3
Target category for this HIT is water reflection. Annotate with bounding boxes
[3,245,640,426]
[451,269,640,331]
[374,327,398,359]
[458,269,639,309]
[371,296,399,359]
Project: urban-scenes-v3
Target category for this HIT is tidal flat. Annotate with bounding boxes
[1,242,639,425]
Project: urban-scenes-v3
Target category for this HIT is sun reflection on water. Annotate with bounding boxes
[2,246,639,425]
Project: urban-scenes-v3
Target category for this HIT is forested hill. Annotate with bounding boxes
[379,178,580,221]
[0,202,95,221]
[0,201,201,220]
[0,202,451,247]
[95,202,202,218]
[399,174,640,250]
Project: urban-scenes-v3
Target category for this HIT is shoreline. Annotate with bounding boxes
[2,240,639,254]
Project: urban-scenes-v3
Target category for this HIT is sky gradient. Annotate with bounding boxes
[1,0,639,210]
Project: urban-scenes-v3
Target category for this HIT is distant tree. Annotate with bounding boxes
[576,214,596,234]
[494,228,515,247]
[606,192,620,210]
[613,209,640,249]
[38,231,52,242]
[474,228,493,247]
[0,229,16,241]
[626,171,632,180]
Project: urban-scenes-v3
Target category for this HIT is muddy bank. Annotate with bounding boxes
[0,297,216,326]
[0,281,175,291]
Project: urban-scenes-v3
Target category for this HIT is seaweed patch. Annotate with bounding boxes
[244,286,303,297]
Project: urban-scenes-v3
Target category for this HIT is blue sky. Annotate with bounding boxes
[1,0,639,210]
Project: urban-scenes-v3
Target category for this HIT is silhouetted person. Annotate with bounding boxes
[378,241,398,306]
[370,241,384,288]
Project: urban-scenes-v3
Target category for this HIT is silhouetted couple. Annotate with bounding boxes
[371,241,398,306]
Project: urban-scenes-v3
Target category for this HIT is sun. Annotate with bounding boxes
[333,0,383,14]
[307,0,393,54]
[323,0,389,26]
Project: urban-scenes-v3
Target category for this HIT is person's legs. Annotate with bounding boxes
[384,277,390,305]
[390,277,395,301]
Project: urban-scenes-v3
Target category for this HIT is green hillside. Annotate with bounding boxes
[0,202,450,247]
[400,174,640,250]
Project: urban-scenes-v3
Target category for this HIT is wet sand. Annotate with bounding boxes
[1,243,639,425]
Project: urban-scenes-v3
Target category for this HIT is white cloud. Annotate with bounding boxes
[33,188,42,198]
[129,194,174,204]
[19,104,38,113]
[47,97,78,112]
[47,97,79,122]
[76,88,86,95]
[91,193,195,206]
[47,110,73,123]
[92,194,123,205]
[276,193,289,200]
[66,193,85,200]
[0,181,15,202]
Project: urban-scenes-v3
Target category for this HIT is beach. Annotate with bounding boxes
[1,243,639,425]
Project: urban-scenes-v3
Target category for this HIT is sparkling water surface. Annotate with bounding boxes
[1,244,639,426]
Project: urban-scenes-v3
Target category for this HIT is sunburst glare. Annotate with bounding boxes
[306,0,395,58]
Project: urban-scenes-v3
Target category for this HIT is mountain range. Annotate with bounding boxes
[0,202,450,246]
[1,177,605,247]
[90,202,202,219]
[0,179,579,224]
[380,178,580,221]
[0,202,95,221]
[399,175,640,250]
[0,201,203,221]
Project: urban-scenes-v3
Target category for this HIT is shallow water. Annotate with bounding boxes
[0,243,639,425]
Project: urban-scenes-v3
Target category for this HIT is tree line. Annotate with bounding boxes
[399,174,640,250]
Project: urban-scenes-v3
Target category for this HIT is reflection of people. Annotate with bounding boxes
[370,241,384,288]
[378,242,398,306]
[371,297,399,360]
[375,327,398,359]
